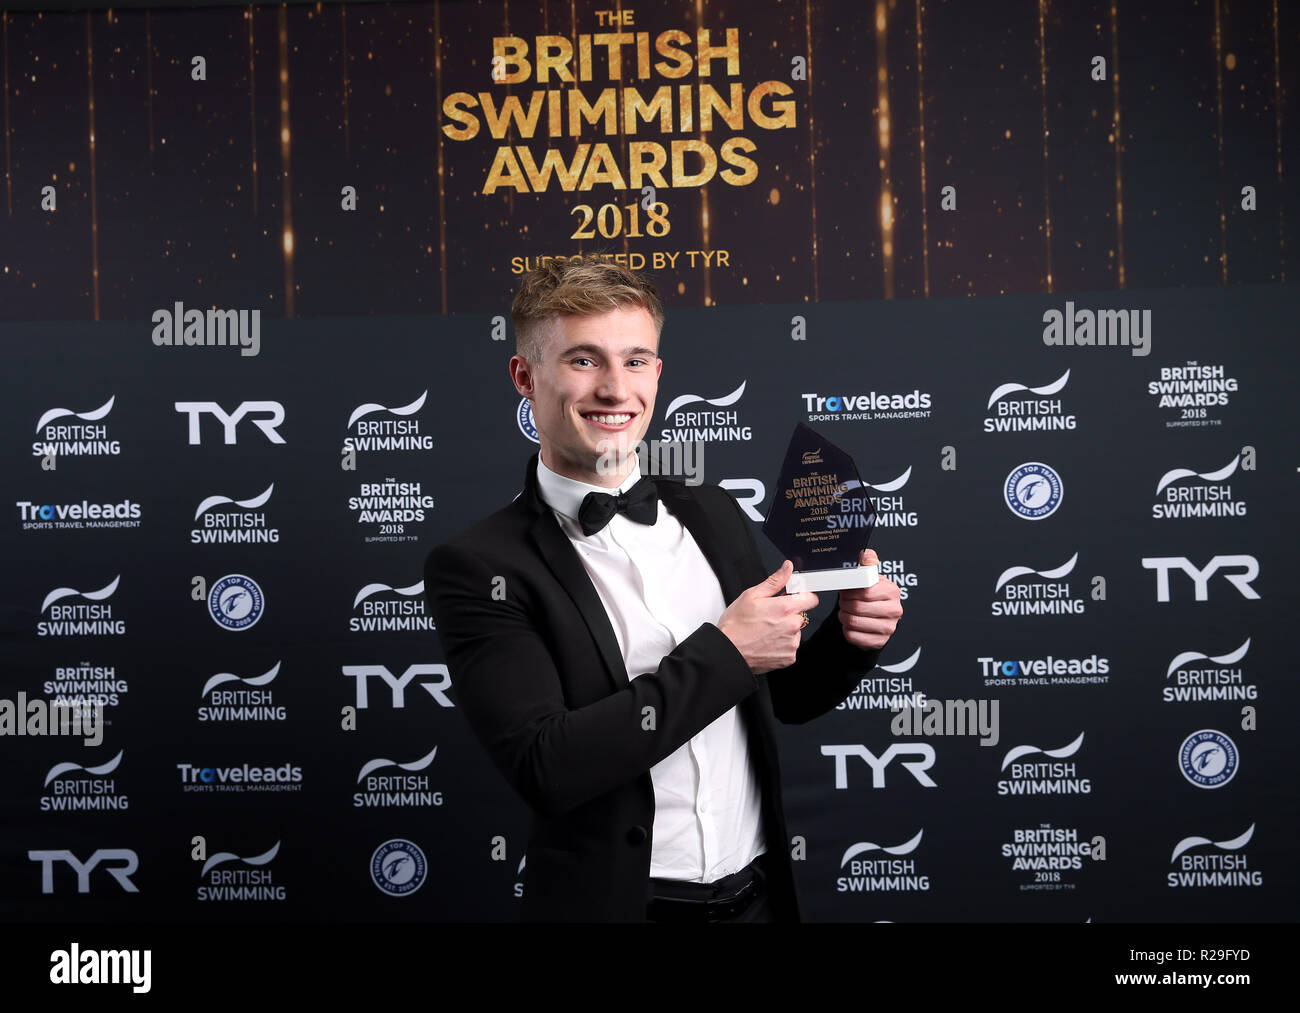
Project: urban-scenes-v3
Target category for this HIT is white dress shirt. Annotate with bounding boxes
[535,454,767,882]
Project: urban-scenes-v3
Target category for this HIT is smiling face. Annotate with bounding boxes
[509,304,662,488]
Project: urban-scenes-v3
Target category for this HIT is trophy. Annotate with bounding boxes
[762,423,879,593]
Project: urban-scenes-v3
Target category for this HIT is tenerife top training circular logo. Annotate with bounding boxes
[1179,729,1239,789]
[208,574,264,631]
[517,398,539,443]
[371,838,427,897]
[1004,462,1063,520]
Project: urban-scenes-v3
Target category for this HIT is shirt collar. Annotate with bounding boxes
[536,453,644,523]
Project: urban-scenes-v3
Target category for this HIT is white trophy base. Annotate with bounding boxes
[786,564,878,594]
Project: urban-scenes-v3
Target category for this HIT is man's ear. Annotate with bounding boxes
[509,354,534,397]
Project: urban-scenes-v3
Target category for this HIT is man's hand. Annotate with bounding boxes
[836,549,903,650]
[717,560,820,675]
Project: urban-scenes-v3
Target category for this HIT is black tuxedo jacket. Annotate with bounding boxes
[423,453,881,921]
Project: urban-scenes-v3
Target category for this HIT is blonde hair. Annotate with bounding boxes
[511,258,664,364]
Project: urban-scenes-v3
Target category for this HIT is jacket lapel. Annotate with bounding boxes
[518,454,748,694]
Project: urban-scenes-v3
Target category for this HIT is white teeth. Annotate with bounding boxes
[586,413,632,425]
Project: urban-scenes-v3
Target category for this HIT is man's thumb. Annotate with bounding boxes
[760,560,793,594]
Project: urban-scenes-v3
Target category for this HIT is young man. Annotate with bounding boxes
[423,259,903,922]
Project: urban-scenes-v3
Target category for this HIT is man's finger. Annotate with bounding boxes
[859,548,879,567]
[756,559,794,595]
[839,596,903,618]
[784,591,820,613]
[839,577,900,602]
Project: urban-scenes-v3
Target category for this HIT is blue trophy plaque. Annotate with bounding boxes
[761,423,879,593]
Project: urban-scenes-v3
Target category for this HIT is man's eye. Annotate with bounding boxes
[627,359,647,367]
[572,357,594,367]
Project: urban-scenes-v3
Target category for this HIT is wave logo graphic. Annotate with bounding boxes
[201,661,281,698]
[357,746,438,783]
[41,576,120,613]
[877,646,921,674]
[840,830,924,867]
[347,390,427,429]
[35,395,116,433]
[842,466,912,495]
[517,854,527,876]
[1001,732,1084,771]
[662,381,746,419]
[986,369,1070,409]
[353,580,424,609]
[44,749,124,787]
[1166,638,1250,679]
[1155,455,1239,495]
[201,841,281,878]
[1170,824,1254,863]
[995,552,1078,593]
[194,483,274,520]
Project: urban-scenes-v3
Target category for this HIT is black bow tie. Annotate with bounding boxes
[578,476,659,536]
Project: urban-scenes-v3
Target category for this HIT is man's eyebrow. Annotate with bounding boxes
[557,343,659,358]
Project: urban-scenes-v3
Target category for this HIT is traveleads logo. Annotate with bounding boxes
[371,839,427,897]
[191,483,279,544]
[44,662,127,712]
[198,661,287,722]
[996,732,1091,795]
[983,369,1075,433]
[177,761,303,793]
[17,497,141,531]
[198,841,285,901]
[351,579,435,632]
[354,746,444,808]
[835,830,930,894]
[1178,729,1239,789]
[1163,638,1255,704]
[836,647,925,712]
[40,749,127,812]
[991,552,1086,617]
[979,653,1109,687]
[38,576,125,637]
[1168,824,1261,888]
[1003,462,1062,520]
[348,477,435,544]
[1001,823,1098,891]
[517,397,539,443]
[659,381,753,442]
[207,574,265,631]
[344,390,434,453]
[32,395,120,457]
[803,385,933,423]
[1152,450,1249,520]
[1148,361,1238,428]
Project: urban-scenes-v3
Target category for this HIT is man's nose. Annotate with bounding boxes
[594,366,631,401]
